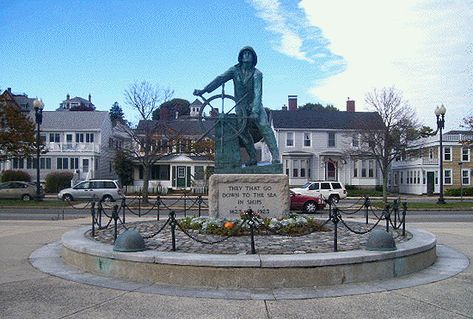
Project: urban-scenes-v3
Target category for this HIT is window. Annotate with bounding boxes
[444,169,452,185]
[353,160,358,177]
[292,160,299,177]
[352,135,359,147]
[49,133,60,143]
[462,169,470,185]
[368,160,374,177]
[328,132,335,147]
[32,158,51,169]
[285,160,289,176]
[194,166,205,180]
[12,158,24,169]
[332,182,342,189]
[76,133,84,143]
[151,165,170,180]
[361,160,367,177]
[462,147,470,162]
[286,132,294,147]
[56,158,69,169]
[303,133,311,147]
[429,148,434,159]
[443,147,452,161]
[400,172,404,184]
[300,160,307,177]
[308,183,319,190]
[320,182,331,190]
[70,158,79,170]
[86,133,94,143]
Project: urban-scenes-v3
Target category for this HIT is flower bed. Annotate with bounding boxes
[178,214,329,236]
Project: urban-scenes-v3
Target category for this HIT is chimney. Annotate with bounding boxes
[88,93,91,102]
[346,98,355,112]
[7,87,11,93]
[282,104,288,111]
[288,95,297,111]
[66,93,70,100]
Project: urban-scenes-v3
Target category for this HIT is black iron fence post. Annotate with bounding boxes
[170,211,176,251]
[330,207,340,252]
[198,195,202,217]
[402,202,407,236]
[384,204,391,232]
[184,193,187,218]
[112,205,119,242]
[246,209,257,254]
[156,196,161,221]
[97,199,103,228]
[138,193,141,217]
[121,197,126,224]
[90,201,96,237]
[364,196,370,225]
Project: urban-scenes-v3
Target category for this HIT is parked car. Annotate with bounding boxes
[0,181,44,201]
[290,181,347,203]
[57,180,123,202]
[290,190,325,213]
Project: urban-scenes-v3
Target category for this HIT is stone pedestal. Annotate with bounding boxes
[208,174,290,219]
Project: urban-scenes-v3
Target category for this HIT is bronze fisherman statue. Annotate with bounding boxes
[194,46,280,166]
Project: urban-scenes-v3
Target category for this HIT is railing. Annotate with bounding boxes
[85,194,407,254]
[46,142,100,153]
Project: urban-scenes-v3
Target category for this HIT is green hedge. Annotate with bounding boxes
[1,170,31,182]
[445,187,473,196]
[45,171,73,193]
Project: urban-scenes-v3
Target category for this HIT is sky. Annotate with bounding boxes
[1,0,471,130]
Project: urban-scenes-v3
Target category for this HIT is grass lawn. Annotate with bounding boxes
[369,200,473,210]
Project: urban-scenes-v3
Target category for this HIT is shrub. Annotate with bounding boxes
[45,171,73,193]
[445,187,473,196]
[1,170,31,182]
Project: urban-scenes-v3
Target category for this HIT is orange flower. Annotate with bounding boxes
[224,221,234,229]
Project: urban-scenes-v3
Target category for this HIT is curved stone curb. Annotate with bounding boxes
[58,226,439,289]
[30,242,469,300]
[62,226,435,268]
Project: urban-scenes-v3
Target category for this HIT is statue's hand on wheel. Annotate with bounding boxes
[193,89,205,96]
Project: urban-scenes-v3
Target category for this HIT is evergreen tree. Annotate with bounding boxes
[109,102,127,126]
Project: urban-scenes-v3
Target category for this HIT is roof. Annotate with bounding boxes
[190,99,203,106]
[41,111,110,130]
[136,119,214,136]
[271,110,384,130]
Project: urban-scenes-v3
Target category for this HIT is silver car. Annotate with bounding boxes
[57,180,123,202]
[0,181,44,201]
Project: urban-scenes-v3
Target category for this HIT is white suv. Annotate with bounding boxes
[58,180,123,202]
[290,181,347,203]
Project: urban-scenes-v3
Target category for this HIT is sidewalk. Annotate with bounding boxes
[0,217,472,318]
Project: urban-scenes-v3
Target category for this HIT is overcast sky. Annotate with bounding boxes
[1,0,471,130]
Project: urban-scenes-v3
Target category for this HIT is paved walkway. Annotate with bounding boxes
[0,216,472,318]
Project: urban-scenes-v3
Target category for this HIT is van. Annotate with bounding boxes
[290,181,347,203]
[57,180,123,202]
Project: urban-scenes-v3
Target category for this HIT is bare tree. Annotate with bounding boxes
[351,87,420,203]
[121,81,174,202]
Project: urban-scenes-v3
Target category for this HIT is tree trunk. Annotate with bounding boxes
[142,164,150,203]
[382,173,388,205]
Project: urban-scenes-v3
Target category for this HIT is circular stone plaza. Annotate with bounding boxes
[29,213,469,301]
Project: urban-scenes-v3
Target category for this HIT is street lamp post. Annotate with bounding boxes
[435,104,446,204]
[33,98,44,201]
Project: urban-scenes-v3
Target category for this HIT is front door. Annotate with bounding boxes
[176,166,186,188]
[427,172,435,195]
[326,161,337,181]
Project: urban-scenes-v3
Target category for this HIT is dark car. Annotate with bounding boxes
[0,181,44,201]
[290,190,325,213]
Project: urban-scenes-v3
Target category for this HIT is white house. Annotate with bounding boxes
[265,98,385,187]
[7,110,117,182]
